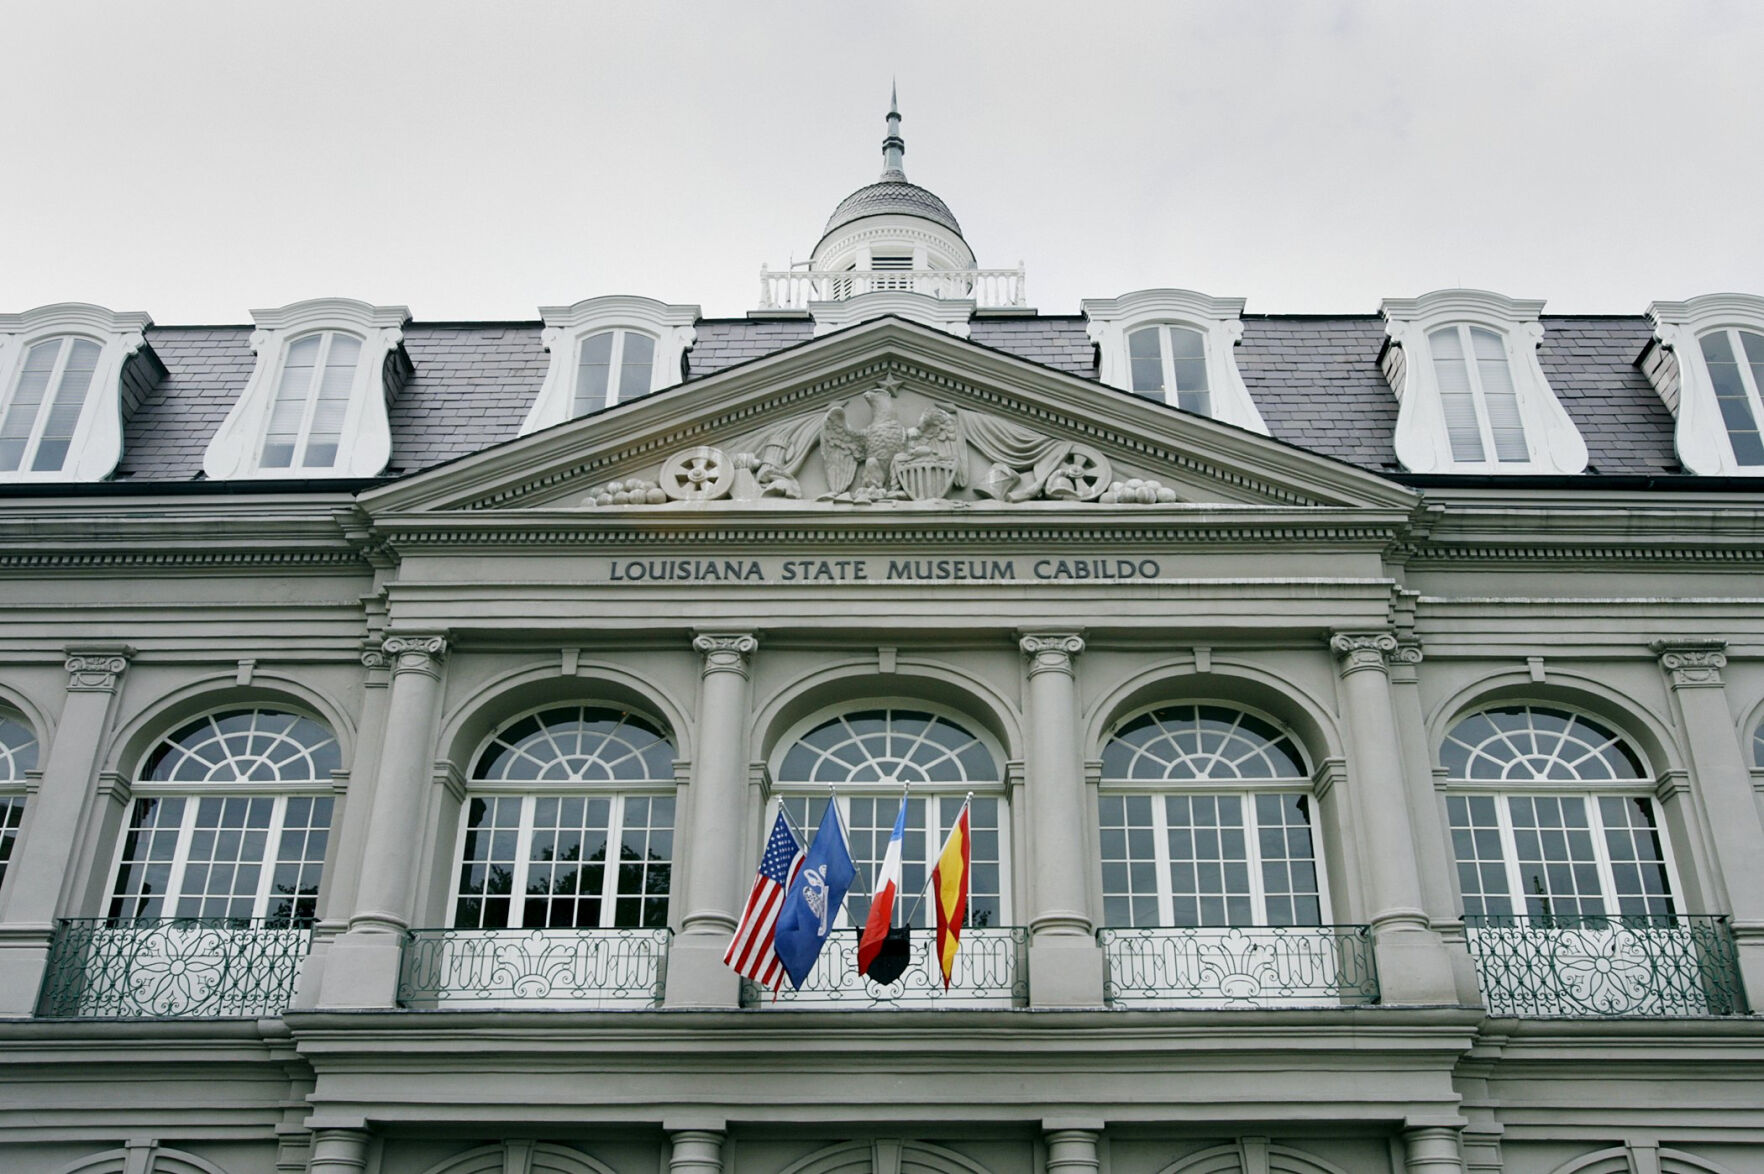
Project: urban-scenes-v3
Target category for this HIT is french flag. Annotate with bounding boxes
[858,795,909,978]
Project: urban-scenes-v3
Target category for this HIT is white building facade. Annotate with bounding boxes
[2,103,1764,1174]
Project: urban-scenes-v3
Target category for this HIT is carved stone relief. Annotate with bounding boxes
[581,374,1161,508]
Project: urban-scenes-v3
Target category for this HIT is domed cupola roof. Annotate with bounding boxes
[816,86,966,247]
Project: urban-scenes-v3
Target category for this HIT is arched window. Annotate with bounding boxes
[1098,704,1321,927]
[775,707,1005,929]
[573,329,656,416]
[1441,705,1675,919]
[1694,328,1764,466]
[1427,324,1528,463]
[259,330,361,469]
[1126,324,1211,414]
[0,335,102,473]
[453,706,676,930]
[0,709,39,892]
[109,708,339,924]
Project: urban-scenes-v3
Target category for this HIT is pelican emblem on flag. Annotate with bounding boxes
[803,865,831,934]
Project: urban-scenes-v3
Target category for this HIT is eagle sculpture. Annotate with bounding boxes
[820,379,963,500]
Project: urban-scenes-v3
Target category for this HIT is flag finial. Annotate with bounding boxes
[881,82,906,180]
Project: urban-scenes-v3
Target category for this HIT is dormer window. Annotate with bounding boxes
[1126,324,1211,415]
[1380,290,1587,475]
[1645,296,1764,475]
[1082,290,1268,434]
[261,331,361,469]
[519,297,697,437]
[0,303,159,483]
[574,329,656,416]
[203,299,410,481]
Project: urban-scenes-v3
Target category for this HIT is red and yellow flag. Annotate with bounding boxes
[931,799,971,989]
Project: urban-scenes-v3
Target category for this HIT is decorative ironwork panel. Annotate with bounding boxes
[36,918,310,1018]
[398,927,670,1008]
[1463,914,1746,1017]
[745,926,1027,1009]
[1098,925,1379,1008]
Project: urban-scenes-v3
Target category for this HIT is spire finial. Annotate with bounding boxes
[881,81,906,181]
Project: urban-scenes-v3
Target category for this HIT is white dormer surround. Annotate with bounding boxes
[0,303,159,482]
[518,296,698,437]
[203,299,411,480]
[1380,289,1587,475]
[1646,294,1764,476]
[807,290,973,339]
[1082,289,1268,435]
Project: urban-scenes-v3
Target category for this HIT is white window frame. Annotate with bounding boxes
[769,701,1011,930]
[0,303,156,483]
[1380,289,1588,474]
[1082,289,1269,435]
[519,296,698,436]
[202,298,410,480]
[1646,293,1764,476]
[449,789,675,930]
[105,790,333,923]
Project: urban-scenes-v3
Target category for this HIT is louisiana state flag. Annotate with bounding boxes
[931,798,972,989]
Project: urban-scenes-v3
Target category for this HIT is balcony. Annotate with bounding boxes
[757,266,1027,310]
[397,927,670,1009]
[1463,913,1746,1017]
[744,926,1028,1008]
[1098,925,1380,1008]
[36,917,311,1018]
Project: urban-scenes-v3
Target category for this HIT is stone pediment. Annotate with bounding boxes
[359,316,1417,516]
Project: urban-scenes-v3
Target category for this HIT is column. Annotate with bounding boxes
[1020,632,1105,1007]
[305,1128,370,1174]
[664,633,757,1008]
[1044,1127,1101,1173]
[669,1129,726,1173]
[0,644,131,1015]
[318,634,447,1009]
[1402,1126,1465,1173]
[1330,633,1458,1004]
[1654,639,1764,1009]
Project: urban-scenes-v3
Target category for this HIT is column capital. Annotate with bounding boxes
[1651,638,1727,689]
[381,633,448,677]
[64,642,134,692]
[1330,631,1398,675]
[1020,632,1085,676]
[693,632,758,677]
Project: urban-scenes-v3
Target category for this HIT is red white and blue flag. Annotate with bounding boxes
[857,795,909,977]
[723,808,804,991]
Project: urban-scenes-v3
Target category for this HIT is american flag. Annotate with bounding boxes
[723,808,804,990]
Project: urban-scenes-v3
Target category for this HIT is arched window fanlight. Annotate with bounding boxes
[1102,704,1308,781]
[473,705,675,783]
[1441,704,1644,781]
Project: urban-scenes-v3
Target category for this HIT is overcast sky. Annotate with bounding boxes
[3,1,1759,323]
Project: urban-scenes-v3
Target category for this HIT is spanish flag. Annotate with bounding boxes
[931,798,972,989]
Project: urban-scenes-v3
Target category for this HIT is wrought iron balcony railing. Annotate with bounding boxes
[36,917,311,1019]
[1463,913,1746,1017]
[744,925,1028,1009]
[1098,925,1380,1008]
[397,927,670,1009]
[757,266,1027,310]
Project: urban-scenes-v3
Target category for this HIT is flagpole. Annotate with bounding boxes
[902,790,971,926]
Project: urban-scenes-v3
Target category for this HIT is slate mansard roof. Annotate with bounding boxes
[97,312,1678,485]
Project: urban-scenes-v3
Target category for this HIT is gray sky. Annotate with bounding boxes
[3,1,1759,322]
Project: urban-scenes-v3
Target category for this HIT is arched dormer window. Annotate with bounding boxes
[1081,290,1269,434]
[1098,704,1322,928]
[1380,289,1588,474]
[519,296,698,436]
[0,303,159,482]
[1645,293,1764,475]
[0,709,39,893]
[108,707,340,924]
[202,298,411,480]
[452,706,676,929]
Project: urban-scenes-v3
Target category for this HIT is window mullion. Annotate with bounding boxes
[1494,795,1526,917]
[1583,795,1621,917]
[289,333,332,467]
[600,793,626,929]
[1159,327,1178,405]
[1458,325,1499,463]
[510,796,537,928]
[22,338,73,466]
[1241,793,1268,926]
[163,798,201,918]
[606,331,626,407]
[249,797,289,920]
[1151,795,1175,928]
[1732,329,1764,442]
